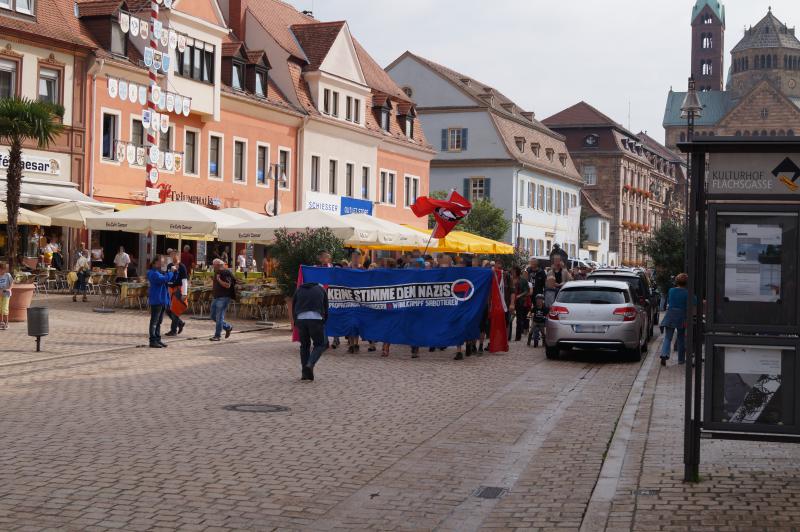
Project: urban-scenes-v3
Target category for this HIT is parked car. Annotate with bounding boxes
[544,280,648,361]
[587,268,658,339]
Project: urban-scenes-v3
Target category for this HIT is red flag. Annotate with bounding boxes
[488,267,508,353]
[410,191,472,239]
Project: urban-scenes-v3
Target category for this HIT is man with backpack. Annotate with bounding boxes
[209,259,235,341]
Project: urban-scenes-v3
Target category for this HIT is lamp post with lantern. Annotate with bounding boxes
[268,163,287,216]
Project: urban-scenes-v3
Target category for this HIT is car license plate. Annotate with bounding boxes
[573,325,607,333]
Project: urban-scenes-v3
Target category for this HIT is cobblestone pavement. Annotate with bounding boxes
[1,302,800,531]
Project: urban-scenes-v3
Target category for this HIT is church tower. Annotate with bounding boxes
[691,0,726,91]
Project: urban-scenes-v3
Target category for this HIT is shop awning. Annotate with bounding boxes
[0,179,106,206]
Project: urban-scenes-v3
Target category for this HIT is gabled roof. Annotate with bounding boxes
[662,90,733,127]
[246,0,315,61]
[3,0,99,49]
[637,131,684,163]
[290,21,346,72]
[581,191,611,220]
[395,51,550,131]
[692,0,724,25]
[543,101,638,138]
[731,10,800,53]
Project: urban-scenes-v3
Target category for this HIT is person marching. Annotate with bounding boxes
[147,255,176,349]
[165,249,188,337]
[292,279,329,381]
[209,259,235,342]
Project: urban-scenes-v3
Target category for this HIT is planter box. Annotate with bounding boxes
[9,284,35,322]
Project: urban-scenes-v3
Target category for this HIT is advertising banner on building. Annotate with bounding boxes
[0,150,61,176]
[708,153,800,195]
[304,191,373,216]
[299,266,496,348]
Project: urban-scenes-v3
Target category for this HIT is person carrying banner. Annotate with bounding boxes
[292,280,329,381]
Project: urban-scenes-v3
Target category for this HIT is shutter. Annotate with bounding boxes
[441,129,448,151]
[463,178,470,200]
[461,128,468,150]
[484,178,491,200]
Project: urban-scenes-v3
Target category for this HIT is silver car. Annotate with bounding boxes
[544,280,648,361]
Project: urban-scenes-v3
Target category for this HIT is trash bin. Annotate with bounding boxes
[27,306,49,352]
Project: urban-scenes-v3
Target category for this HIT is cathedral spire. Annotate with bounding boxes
[692,0,725,26]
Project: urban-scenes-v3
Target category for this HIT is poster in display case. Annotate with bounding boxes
[708,206,800,333]
[706,338,797,434]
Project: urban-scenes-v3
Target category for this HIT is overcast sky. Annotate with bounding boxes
[286,0,797,145]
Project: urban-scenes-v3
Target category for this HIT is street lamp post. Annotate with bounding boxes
[268,163,287,216]
[680,76,703,263]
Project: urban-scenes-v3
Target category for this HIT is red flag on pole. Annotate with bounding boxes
[488,267,509,353]
[410,190,472,239]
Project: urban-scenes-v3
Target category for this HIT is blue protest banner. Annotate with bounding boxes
[300,266,492,347]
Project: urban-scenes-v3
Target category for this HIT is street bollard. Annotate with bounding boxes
[27,306,49,352]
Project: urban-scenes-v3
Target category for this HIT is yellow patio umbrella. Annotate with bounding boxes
[0,201,51,226]
[368,226,514,254]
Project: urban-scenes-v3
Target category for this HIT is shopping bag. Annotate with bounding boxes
[170,287,188,317]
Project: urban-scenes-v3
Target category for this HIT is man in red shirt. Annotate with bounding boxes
[180,245,195,276]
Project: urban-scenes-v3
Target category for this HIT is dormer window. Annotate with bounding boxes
[514,137,525,152]
[231,61,244,91]
[531,143,541,157]
[110,17,127,56]
[254,70,266,97]
[177,39,215,83]
[559,153,568,167]
[373,98,393,132]
[398,106,416,138]
[404,117,414,138]
[545,148,554,162]
[380,109,390,131]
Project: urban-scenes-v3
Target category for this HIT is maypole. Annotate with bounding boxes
[145,0,159,205]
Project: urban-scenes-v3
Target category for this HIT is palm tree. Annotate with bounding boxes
[0,98,64,270]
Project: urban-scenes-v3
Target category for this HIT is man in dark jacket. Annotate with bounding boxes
[292,282,329,381]
[165,249,188,337]
[526,258,547,297]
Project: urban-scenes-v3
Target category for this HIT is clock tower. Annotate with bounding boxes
[691,0,725,91]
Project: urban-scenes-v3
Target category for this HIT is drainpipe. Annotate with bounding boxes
[295,116,310,212]
[513,168,521,246]
[84,57,105,253]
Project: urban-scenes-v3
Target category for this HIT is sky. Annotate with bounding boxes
[285,0,799,145]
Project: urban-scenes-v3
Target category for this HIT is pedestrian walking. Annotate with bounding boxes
[209,259,235,342]
[165,249,188,337]
[292,280,329,381]
[72,250,91,303]
[147,255,175,348]
[0,262,13,330]
[512,266,531,341]
[180,245,195,276]
[660,273,689,366]
[528,294,548,347]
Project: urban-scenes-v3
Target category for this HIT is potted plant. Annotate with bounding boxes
[8,272,36,322]
[271,227,345,327]
[0,98,63,321]
[623,184,632,192]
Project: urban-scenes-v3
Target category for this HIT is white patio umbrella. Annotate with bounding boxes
[217,208,378,245]
[85,201,244,238]
[36,201,114,229]
[0,201,51,226]
[343,213,436,249]
[220,207,267,221]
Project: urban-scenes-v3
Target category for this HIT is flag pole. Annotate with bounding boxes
[422,230,435,256]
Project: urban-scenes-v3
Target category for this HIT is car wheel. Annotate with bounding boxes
[545,344,559,359]
[627,342,643,362]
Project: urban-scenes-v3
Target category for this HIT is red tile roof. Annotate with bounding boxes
[354,40,410,103]
[636,131,684,163]
[581,190,612,219]
[246,0,314,61]
[75,0,121,17]
[3,0,99,49]
[290,21,345,72]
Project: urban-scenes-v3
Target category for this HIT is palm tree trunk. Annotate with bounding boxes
[5,139,22,272]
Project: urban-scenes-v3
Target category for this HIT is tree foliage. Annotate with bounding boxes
[271,227,345,297]
[0,98,64,270]
[638,219,686,294]
[461,199,512,241]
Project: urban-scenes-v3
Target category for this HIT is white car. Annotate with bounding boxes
[544,280,648,361]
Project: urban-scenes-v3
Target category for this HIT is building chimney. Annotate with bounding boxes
[520,111,535,121]
[229,0,248,41]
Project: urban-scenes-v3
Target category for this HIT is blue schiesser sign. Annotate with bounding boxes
[300,266,492,346]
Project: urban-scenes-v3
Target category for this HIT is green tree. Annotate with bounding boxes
[637,219,686,294]
[0,98,64,270]
[579,209,589,248]
[271,227,345,297]
[460,199,512,241]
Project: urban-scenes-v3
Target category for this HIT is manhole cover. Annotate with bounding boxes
[473,486,507,499]
[223,404,290,413]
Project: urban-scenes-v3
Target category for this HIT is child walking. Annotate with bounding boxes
[528,294,548,347]
[0,262,13,330]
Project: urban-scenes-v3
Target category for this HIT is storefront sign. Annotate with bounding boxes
[304,191,373,216]
[170,190,221,207]
[0,150,61,176]
[708,153,800,195]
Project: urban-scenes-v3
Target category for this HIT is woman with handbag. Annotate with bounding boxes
[660,273,689,366]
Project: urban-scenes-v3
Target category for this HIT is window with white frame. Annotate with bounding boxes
[448,128,463,151]
[131,119,144,148]
[601,221,607,240]
[557,190,563,215]
[518,180,525,207]
[101,112,117,160]
[310,155,320,192]
[329,159,338,194]
[528,182,534,208]
[323,89,331,115]
[345,163,354,197]
[346,96,353,122]
[361,166,370,200]
[184,130,198,174]
[278,149,290,188]
[470,177,485,202]
[234,140,246,182]
[583,165,597,185]
[380,170,396,204]
[353,98,361,124]
[158,126,172,154]
[546,187,553,212]
[209,135,221,178]
[0,58,18,98]
[538,185,545,211]
[404,175,419,207]
[38,67,60,105]
[257,145,268,185]
[1,0,33,15]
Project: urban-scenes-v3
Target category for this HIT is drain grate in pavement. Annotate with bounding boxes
[223,404,290,413]
[633,488,660,496]
[473,486,508,499]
